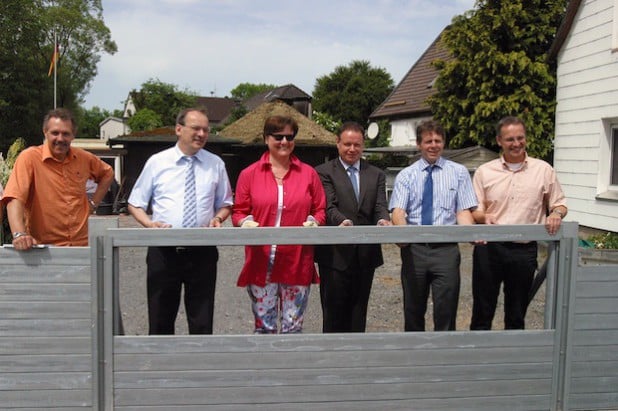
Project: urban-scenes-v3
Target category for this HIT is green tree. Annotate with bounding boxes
[428,0,568,159]
[127,108,163,132]
[312,111,342,134]
[365,119,391,148]
[0,0,116,151]
[312,60,394,128]
[76,106,115,138]
[130,78,198,126]
[230,82,277,100]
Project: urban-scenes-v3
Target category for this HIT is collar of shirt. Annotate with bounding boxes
[418,156,445,171]
[339,158,360,171]
[41,143,76,163]
[173,144,206,166]
[499,153,529,171]
[257,151,302,172]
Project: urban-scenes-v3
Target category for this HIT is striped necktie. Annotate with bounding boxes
[182,156,197,228]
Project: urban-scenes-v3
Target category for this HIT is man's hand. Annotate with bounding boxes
[545,213,562,236]
[12,232,38,251]
[148,221,172,228]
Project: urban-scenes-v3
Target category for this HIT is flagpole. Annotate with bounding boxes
[53,31,57,109]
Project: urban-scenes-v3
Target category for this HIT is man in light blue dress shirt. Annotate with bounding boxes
[390,120,477,331]
[128,107,233,334]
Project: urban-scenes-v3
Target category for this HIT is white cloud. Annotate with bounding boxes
[85,0,475,110]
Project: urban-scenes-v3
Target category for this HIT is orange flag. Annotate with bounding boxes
[47,44,59,77]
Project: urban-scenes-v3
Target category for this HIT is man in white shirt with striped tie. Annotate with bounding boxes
[390,120,478,332]
[128,107,233,335]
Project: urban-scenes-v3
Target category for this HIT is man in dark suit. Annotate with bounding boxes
[315,122,391,333]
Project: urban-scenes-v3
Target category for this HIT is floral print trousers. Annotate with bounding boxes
[247,282,310,334]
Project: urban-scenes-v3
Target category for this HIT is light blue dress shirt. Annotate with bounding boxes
[128,144,233,228]
[389,156,477,226]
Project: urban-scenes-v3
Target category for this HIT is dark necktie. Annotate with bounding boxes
[421,165,433,225]
[182,156,197,228]
[347,166,359,201]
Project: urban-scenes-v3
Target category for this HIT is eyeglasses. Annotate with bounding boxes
[270,133,296,141]
[183,124,210,133]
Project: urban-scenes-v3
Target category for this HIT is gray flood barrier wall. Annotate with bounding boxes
[1,219,617,410]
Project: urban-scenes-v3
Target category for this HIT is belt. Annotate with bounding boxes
[496,241,537,249]
[415,242,457,249]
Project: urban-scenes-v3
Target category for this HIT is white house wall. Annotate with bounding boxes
[389,116,431,147]
[554,0,618,232]
[100,119,129,141]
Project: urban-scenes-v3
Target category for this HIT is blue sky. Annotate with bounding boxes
[84,0,476,111]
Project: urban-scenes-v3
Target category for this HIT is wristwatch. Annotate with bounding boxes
[89,199,97,211]
[552,209,565,218]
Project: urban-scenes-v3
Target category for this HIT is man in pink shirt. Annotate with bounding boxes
[471,116,567,330]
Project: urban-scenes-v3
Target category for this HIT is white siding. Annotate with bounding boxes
[554,0,618,232]
[389,116,431,147]
[100,117,129,140]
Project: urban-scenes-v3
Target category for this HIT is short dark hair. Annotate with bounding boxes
[262,115,299,140]
[496,116,526,136]
[43,108,77,133]
[337,121,364,140]
[176,107,209,125]
[416,120,445,144]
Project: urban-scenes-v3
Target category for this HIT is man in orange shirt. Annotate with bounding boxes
[471,116,567,330]
[3,108,114,250]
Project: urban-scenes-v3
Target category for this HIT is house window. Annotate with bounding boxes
[609,125,618,187]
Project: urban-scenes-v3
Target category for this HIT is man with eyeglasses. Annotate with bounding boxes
[128,107,233,335]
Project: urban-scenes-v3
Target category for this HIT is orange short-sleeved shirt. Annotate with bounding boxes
[3,144,113,246]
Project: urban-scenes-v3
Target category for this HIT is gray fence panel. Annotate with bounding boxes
[112,331,554,411]
[569,265,618,411]
[0,246,93,410]
[100,224,576,411]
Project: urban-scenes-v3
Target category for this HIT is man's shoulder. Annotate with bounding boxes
[315,158,337,173]
[360,161,385,177]
[526,156,553,169]
[441,157,467,170]
[476,157,502,171]
[18,145,43,158]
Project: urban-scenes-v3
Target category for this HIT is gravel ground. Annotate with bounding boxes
[116,215,546,335]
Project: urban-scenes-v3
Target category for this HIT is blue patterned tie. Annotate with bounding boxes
[347,166,359,201]
[421,165,433,225]
[182,156,197,228]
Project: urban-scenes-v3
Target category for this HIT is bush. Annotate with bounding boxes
[586,232,618,249]
[1,138,26,244]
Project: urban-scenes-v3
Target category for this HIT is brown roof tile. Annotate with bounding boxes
[370,30,451,119]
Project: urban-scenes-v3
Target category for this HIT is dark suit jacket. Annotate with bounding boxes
[314,158,390,271]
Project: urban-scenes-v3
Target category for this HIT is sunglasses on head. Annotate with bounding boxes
[270,133,296,141]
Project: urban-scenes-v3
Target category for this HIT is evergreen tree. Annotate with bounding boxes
[428,0,568,159]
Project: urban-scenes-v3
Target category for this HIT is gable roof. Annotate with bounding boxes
[195,96,240,125]
[218,100,336,145]
[548,0,584,60]
[370,30,450,120]
[244,84,312,112]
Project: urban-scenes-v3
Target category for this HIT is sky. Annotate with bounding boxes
[83,0,476,111]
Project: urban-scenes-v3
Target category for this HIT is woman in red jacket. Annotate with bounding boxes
[232,115,326,333]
